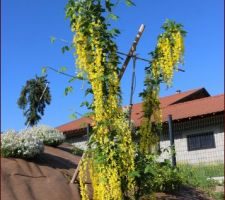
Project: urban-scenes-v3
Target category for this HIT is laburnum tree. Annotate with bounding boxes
[65,0,186,199]
[17,75,51,126]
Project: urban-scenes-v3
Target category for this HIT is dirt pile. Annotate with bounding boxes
[1,144,81,200]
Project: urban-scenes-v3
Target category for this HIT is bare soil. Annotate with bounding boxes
[1,143,214,200]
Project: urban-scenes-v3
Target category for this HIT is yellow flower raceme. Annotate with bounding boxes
[72,11,136,200]
[140,29,184,154]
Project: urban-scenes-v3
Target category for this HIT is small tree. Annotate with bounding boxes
[17,75,51,126]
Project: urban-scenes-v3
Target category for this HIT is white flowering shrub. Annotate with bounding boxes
[72,141,87,150]
[25,125,65,147]
[1,129,44,158]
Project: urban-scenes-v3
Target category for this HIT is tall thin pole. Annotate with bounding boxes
[168,114,176,167]
[128,53,136,127]
[119,24,145,80]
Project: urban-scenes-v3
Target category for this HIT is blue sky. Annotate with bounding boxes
[2,0,224,131]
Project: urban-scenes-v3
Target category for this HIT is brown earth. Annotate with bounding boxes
[1,143,214,200]
[1,144,81,200]
[155,186,214,200]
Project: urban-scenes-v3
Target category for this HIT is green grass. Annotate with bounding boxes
[178,163,224,200]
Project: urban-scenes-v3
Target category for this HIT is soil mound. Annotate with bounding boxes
[1,144,81,200]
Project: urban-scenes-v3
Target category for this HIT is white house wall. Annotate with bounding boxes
[66,114,224,165]
[159,117,224,164]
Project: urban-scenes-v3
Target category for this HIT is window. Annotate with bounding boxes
[187,132,215,151]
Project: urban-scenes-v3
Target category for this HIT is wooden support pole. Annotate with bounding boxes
[128,54,136,127]
[70,124,90,184]
[118,24,145,80]
[70,153,85,184]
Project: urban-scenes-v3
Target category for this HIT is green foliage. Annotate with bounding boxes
[41,67,47,75]
[64,86,73,96]
[61,45,70,53]
[72,146,84,156]
[133,152,182,199]
[108,13,119,20]
[179,163,224,188]
[17,75,51,126]
[59,66,67,72]
[50,36,56,43]
[69,113,77,120]
[125,0,135,6]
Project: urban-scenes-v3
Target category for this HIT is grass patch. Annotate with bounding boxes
[178,163,224,200]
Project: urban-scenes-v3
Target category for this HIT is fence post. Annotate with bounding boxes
[86,123,91,138]
[168,114,176,167]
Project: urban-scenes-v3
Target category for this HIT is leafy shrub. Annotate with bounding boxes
[132,152,182,199]
[23,125,65,147]
[72,146,84,156]
[1,129,44,159]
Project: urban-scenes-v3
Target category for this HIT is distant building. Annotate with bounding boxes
[56,88,224,164]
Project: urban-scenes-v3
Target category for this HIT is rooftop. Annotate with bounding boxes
[56,88,224,134]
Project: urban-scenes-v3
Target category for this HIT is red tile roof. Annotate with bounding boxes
[56,88,223,134]
[57,117,92,132]
[132,94,224,126]
[159,87,206,108]
[162,94,224,121]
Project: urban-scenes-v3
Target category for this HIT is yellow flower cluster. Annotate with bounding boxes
[153,31,184,86]
[79,158,89,200]
[139,87,161,154]
[157,36,174,86]
[172,32,184,69]
[72,10,136,200]
[140,27,184,154]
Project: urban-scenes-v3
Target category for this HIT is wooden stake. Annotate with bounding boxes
[70,153,85,184]
[118,24,145,80]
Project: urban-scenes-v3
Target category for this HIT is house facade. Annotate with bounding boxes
[56,88,224,164]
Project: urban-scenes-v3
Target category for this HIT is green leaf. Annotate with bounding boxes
[144,165,156,175]
[69,77,77,83]
[41,67,47,75]
[80,101,90,108]
[59,66,67,72]
[50,36,56,43]
[109,28,120,36]
[61,45,70,54]
[64,86,73,96]
[69,113,77,120]
[76,72,84,80]
[125,0,135,6]
[128,170,140,178]
[108,13,119,20]
[85,88,93,96]
[105,0,112,12]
